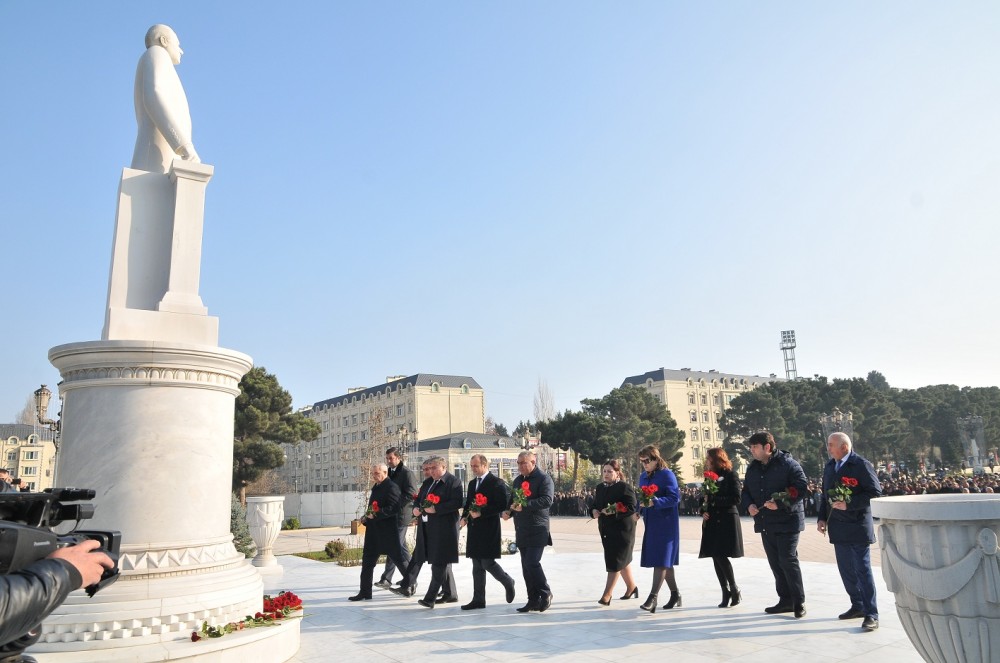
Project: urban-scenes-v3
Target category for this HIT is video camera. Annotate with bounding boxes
[0,488,121,597]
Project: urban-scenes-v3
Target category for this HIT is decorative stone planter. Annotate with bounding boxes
[247,495,285,568]
[871,494,1000,663]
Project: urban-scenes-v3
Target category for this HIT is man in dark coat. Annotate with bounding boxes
[459,454,516,610]
[389,460,448,597]
[817,432,882,632]
[376,447,415,589]
[349,464,409,601]
[415,456,463,608]
[503,450,554,613]
[740,431,809,619]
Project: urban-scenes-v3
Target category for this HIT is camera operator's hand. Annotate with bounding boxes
[48,540,114,589]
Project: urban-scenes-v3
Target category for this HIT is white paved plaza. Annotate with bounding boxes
[265,517,922,663]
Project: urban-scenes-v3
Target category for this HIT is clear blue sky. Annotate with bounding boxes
[3,2,1000,430]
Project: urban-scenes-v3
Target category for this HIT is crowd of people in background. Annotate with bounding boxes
[548,469,999,519]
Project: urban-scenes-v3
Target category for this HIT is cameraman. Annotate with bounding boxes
[0,539,114,652]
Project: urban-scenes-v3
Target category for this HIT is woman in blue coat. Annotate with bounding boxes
[637,444,681,613]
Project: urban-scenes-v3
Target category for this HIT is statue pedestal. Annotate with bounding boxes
[32,340,298,662]
[872,494,1000,663]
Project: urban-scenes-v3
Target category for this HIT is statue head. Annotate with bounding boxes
[145,24,183,65]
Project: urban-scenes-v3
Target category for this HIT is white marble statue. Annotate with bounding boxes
[131,24,200,173]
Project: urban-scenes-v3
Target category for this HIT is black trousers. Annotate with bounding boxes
[471,557,513,604]
[359,547,407,598]
[423,563,458,601]
[380,521,412,582]
[761,530,805,605]
[519,546,550,605]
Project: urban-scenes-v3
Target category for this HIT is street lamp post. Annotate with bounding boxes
[34,384,61,487]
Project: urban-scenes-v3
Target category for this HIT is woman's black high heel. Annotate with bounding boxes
[619,587,639,600]
[639,593,658,613]
[718,588,731,608]
[729,588,742,606]
[597,597,611,606]
[662,591,682,609]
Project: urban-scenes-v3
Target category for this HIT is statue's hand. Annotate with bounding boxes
[177,142,201,163]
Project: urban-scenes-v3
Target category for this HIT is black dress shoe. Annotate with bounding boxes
[662,592,682,609]
[516,602,538,613]
[619,586,639,600]
[435,596,458,604]
[417,598,434,609]
[597,597,611,606]
[794,604,807,619]
[348,594,371,601]
[390,585,416,597]
[537,593,553,612]
[374,579,392,589]
[730,589,742,606]
[839,607,865,620]
[861,616,879,631]
[461,602,486,610]
[505,579,516,603]
[764,603,794,614]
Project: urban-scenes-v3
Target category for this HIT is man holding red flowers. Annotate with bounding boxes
[349,464,409,601]
[414,456,464,608]
[740,431,809,619]
[502,450,555,613]
[817,432,882,632]
[459,454,516,610]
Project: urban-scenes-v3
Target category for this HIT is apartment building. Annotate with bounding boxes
[0,424,57,491]
[621,368,779,481]
[280,373,485,492]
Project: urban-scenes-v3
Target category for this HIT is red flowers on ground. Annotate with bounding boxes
[191,591,303,643]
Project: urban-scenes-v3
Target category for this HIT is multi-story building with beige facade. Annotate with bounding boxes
[279,374,485,492]
[1,424,57,491]
[621,368,780,482]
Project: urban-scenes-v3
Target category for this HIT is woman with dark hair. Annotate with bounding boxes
[636,445,681,613]
[591,460,638,605]
[699,447,744,607]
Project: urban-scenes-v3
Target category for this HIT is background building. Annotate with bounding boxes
[413,432,524,485]
[0,424,57,491]
[280,373,485,492]
[622,368,779,481]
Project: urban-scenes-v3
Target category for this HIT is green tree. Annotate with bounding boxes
[867,370,891,393]
[233,367,321,500]
[539,385,684,484]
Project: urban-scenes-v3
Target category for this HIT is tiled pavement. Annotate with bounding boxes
[266,516,919,662]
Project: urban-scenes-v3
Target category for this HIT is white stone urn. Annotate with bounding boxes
[871,494,1000,663]
[247,495,285,568]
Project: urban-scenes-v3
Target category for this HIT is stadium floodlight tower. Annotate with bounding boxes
[779,330,798,380]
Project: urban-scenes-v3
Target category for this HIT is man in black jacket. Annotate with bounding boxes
[0,539,114,659]
[415,456,463,608]
[349,464,409,601]
[459,454,515,610]
[375,447,415,589]
[503,450,554,613]
[740,431,809,619]
[817,432,882,632]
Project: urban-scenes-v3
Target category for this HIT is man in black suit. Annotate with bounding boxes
[503,450,554,612]
[459,454,516,610]
[390,460,454,598]
[817,432,882,632]
[349,464,409,601]
[415,456,463,608]
[375,447,415,589]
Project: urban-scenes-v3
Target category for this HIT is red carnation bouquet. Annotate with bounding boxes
[829,475,858,504]
[639,484,659,508]
[511,481,532,508]
[702,471,721,497]
[771,485,799,509]
[602,501,628,516]
[421,492,441,510]
[364,501,379,519]
[468,492,488,515]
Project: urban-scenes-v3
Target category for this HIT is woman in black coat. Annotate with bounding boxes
[591,460,638,605]
[698,447,744,607]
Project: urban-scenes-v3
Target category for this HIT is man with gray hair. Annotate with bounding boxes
[349,464,408,601]
[414,456,463,608]
[817,432,882,632]
[503,450,554,612]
